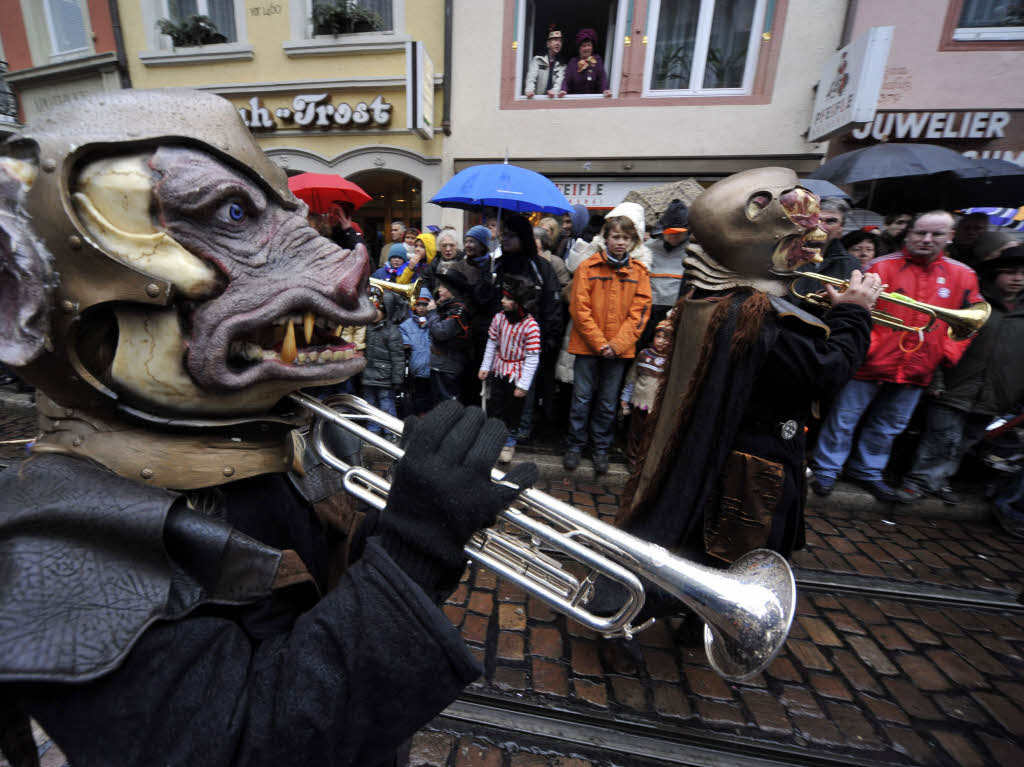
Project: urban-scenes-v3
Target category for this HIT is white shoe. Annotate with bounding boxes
[498,445,515,464]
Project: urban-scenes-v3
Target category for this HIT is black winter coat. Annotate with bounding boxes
[363,291,408,388]
[4,464,480,767]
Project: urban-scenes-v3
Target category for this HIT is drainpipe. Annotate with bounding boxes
[442,0,453,135]
[108,0,132,88]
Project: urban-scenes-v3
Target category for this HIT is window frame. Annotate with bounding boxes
[139,0,253,66]
[161,0,239,43]
[41,0,92,61]
[284,0,409,57]
[513,0,629,101]
[940,0,1024,51]
[641,0,768,98]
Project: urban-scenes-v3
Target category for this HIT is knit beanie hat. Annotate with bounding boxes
[652,199,689,236]
[466,225,491,249]
[388,243,407,262]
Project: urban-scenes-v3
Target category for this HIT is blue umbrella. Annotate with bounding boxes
[430,163,573,215]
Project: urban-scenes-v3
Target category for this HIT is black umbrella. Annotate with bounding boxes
[808,143,1023,212]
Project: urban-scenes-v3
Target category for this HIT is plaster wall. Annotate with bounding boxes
[445,0,846,162]
[849,0,1024,110]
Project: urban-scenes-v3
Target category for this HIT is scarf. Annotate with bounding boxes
[577,56,596,73]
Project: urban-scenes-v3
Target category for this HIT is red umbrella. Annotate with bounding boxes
[287,172,371,214]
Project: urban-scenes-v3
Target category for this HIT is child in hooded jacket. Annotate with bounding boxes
[621,320,672,470]
[362,287,407,437]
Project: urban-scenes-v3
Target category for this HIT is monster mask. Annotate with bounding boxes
[685,167,826,293]
[0,90,376,423]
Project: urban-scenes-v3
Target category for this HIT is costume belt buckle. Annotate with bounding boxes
[780,420,799,440]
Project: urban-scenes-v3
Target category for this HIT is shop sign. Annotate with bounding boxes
[808,26,893,143]
[406,42,434,139]
[830,109,1024,166]
[239,94,392,131]
[549,178,671,208]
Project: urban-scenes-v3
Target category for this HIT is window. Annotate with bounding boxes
[954,0,1024,41]
[515,0,627,98]
[44,0,89,56]
[311,0,394,33]
[644,0,767,95]
[164,0,238,43]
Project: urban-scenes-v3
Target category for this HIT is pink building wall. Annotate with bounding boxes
[849,0,1024,111]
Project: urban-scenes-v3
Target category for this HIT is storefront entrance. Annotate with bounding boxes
[349,169,422,265]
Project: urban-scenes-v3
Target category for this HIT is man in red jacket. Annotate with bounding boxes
[810,211,983,502]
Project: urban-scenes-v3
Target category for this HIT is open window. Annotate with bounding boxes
[515,0,627,99]
[952,0,1024,41]
[643,0,767,96]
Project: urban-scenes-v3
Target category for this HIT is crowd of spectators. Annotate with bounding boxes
[310,192,1023,531]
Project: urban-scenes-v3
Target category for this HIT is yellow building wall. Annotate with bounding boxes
[117,0,446,159]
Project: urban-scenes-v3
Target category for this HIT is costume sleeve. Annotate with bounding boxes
[518,351,540,391]
[18,540,481,767]
[569,261,607,353]
[770,304,872,397]
[597,56,610,91]
[609,268,653,356]
[516,319,542,390]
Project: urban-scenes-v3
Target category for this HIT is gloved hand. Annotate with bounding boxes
[374,400,538,600]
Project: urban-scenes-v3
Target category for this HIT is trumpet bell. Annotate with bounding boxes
[369,276,423,308]
[703,549,796,681]
[939,301,991,341]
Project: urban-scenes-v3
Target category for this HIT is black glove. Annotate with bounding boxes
[374,400,538,600]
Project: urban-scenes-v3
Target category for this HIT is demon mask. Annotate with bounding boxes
[0,89,375,419]
[0,90,376,486]
[684,167,826,295]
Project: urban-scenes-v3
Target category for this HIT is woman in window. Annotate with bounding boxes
[564,28,612,97]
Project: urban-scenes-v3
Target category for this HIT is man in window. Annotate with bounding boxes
[524,26,566,98]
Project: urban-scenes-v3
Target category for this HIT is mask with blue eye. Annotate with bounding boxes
[222,200,246,223]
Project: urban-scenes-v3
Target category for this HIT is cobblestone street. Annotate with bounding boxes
[3,393,1023,766]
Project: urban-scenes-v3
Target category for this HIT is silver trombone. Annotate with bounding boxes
[290,392,796,681]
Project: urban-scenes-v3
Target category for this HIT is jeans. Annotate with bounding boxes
[812,379,923,483]
[903,403,988,493]
[362,385,397,434]
[567,355,628,454]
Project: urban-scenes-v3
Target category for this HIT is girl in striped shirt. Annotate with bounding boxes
[478,274,542,464]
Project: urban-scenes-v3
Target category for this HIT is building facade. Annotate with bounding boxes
[113,0,448,258]
[0,0,127,139]
[829,0,1024,166]
[441,0,847,224]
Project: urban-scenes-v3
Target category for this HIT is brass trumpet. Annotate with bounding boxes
[783,271,991,341]
[290,392,797,682]
[369,277,423,309]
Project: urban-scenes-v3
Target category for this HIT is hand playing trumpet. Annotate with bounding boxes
[823,269,885,311]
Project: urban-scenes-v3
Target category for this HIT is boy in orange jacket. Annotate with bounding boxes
[564,215,652,474]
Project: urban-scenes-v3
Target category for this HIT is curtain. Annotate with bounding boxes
[702,0,755,89]
[650,1,700,90]
[207,0,237,41]
[356,0,393,30]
